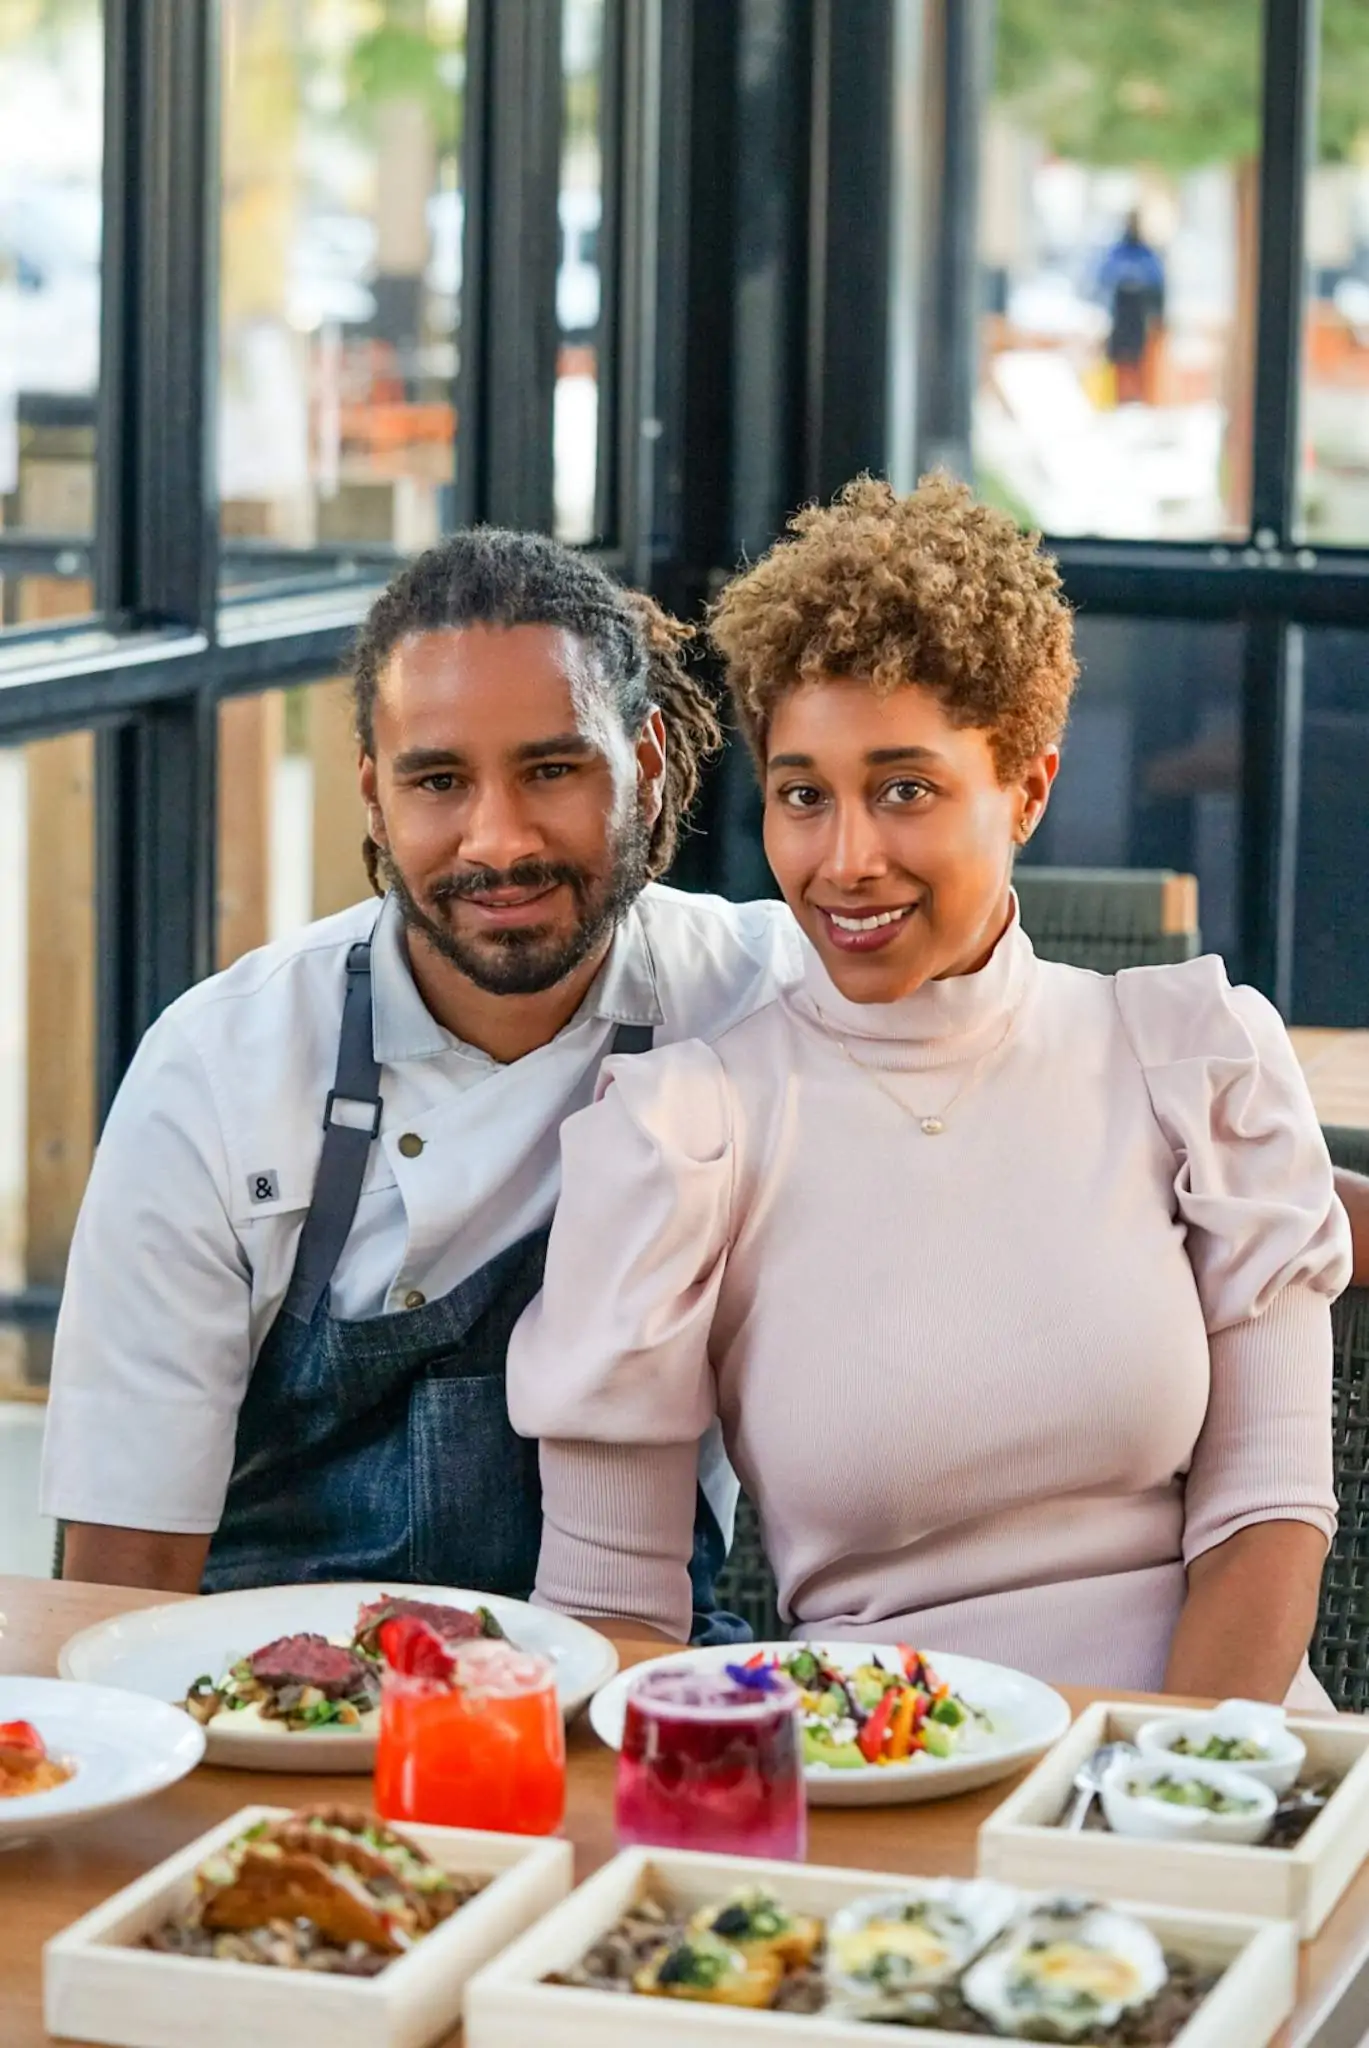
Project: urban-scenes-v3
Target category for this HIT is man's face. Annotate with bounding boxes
[360,622,663,996]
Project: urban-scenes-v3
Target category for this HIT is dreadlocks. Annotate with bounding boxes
[351,527,721,893]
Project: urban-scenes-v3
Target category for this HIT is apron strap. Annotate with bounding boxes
[281,942,656,1324]
[282,940,384,1322]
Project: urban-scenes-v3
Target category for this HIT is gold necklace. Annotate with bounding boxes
[831,1004,1021,1135]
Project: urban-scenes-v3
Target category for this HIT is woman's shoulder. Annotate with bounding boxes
[598,995,795,1163]
[1109,952,1292,1075]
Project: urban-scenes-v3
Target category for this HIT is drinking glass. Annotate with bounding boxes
[374,1637,566,1835]
[614,1662,806,1860]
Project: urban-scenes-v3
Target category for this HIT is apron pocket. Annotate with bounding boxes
[408,1375,544,1597]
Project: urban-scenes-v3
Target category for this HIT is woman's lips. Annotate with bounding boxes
[814,903,918,954]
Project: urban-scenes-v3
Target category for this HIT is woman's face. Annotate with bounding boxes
[762,677,1058,1002]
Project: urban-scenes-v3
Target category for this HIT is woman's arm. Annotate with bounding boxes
[508,1043,738,1639]
[1163,1519,1327,1701]
[1334,1167,1369,1288]
[535,1439,700,1642]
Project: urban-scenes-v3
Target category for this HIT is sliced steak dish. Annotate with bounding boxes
[352,1596,505,1659]
[181,1632,382,1732]
[249,1634,376,1698]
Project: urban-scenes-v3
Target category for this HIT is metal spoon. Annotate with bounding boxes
[1062,1741,1140,1831]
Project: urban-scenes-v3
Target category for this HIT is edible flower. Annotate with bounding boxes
[724,1660,787,1695]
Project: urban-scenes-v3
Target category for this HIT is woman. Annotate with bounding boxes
[507,477,1350,1704]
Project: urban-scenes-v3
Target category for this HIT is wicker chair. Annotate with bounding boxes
[1313,1127,1369,1710]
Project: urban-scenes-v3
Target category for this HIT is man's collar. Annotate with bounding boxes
[370,890,663,1066]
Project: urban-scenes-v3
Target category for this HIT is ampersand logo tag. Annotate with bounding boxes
[247,1170,281,1204]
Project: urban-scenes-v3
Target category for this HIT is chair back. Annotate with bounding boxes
[1314,1284,1369,1713]
[1014,867,1200,972]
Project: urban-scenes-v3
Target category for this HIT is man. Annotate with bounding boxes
[40,528,799,1628]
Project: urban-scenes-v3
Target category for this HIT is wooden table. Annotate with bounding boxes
[3,1579,1368,2048]
[1291,1028,1369,1136]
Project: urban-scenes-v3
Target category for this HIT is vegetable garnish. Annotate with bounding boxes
[768,1646,980,1771]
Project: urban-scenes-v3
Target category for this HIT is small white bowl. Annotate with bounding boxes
[1101,1753,1277,1846]
[1136,1697,1305,1794]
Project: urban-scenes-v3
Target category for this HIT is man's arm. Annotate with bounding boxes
[63,1525,210,1593]
[1334,1166,1369,1288]
[40,1015,254,1568]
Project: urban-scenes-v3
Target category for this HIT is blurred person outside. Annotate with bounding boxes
[1098,211,1166,406]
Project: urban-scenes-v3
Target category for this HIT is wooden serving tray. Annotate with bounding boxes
[978,1700,1369,1937]
[42,1804,573,2048]
[461,1844,1297,2048]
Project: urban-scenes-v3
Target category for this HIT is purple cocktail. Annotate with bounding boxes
[614,1663,806,1860]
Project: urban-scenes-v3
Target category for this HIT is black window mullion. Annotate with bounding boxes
[462,0,564,533]
[98,0,219,629]
[1250,0,1318,547]
[592,0,627,550]
[1239,0,1318,1006]
[94,0,221,1110]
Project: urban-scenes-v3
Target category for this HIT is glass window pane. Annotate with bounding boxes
[0,1,102,612]
[1019,615,1243,969]
[555,0,605,545]
[219,0,466,598]
[1293,629,1369,1023]
[0,567,95,628]
[215,676,371,971]
[0,731,97,1420]
[979,3,1261,539]
[1296,4,1369,545]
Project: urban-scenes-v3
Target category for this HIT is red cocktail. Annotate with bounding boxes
[615,1663,806,1860]
[374,1627,565,1836]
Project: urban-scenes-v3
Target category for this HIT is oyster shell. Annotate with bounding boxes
[961,1895,1168,2040]
[825,1880,1019,2022]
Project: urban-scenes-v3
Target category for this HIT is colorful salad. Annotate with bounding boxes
[743,1648,981,1771]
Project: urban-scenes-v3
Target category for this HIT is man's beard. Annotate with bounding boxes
[380,811,652,997]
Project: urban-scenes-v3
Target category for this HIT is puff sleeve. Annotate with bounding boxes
[507,1040,735,1638]
[1115,957,1351,1564]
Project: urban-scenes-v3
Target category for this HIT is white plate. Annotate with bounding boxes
[58,1582,619,1773]
[588,1642,1071,1807]
[0,1675,205,1848]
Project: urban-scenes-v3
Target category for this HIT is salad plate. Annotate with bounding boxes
[58,1582,618,1773]
[588,1643,1070,1807]
[0,1676,205,1849]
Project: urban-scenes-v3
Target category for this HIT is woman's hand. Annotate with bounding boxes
[1163,1519,1328,1702]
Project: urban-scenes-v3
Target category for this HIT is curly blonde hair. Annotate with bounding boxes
[709,474,1077,780]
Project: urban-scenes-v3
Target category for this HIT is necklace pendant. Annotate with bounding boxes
[920,1115,946,1136]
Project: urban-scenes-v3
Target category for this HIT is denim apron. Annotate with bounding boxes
[204,938,745,1642]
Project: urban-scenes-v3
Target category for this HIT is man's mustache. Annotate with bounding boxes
[429,861,586,906]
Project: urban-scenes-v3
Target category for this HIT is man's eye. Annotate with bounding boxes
[529,762,576,782]
[883,778,932,805]
[419,773,456,793]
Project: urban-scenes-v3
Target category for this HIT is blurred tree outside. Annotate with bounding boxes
[994,0,1369,525]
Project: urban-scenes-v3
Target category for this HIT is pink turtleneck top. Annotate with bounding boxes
[506,912,1350,1698]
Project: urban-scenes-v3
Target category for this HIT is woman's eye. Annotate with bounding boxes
[779,783,826,811]
[883,778,932,806]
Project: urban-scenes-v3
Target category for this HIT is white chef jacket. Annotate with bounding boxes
[40,884,800,1537]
